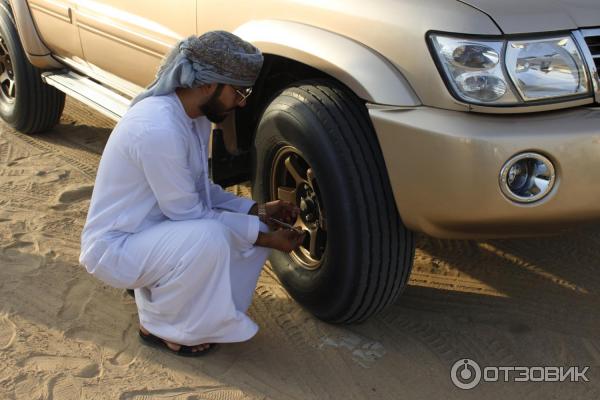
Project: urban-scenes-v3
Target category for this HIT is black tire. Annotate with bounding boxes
[252,81,415,323]
[0,2,64,134]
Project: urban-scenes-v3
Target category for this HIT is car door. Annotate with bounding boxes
[27,0,83,59]
[74,0,196,88]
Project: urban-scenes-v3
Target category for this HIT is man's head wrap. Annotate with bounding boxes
[130,31,263,107]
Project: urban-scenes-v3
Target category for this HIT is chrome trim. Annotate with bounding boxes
[574,29,600,103]
[41,71,130,121]
[53,55,141,99]
[499,153,556,204]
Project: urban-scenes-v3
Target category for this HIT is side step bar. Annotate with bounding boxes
[41,71,131,121]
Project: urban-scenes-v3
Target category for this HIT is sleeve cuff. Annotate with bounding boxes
[218,211,261,247]
[240,198,257,214]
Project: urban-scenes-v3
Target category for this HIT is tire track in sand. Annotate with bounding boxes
[1,98,109,182]
[7,129,100,180]
[119,386,253,400]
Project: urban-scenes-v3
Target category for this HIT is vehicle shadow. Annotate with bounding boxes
[362,225,600,381]
[41,120,113,155]
[398,226,600,335]
[24,97,116,159]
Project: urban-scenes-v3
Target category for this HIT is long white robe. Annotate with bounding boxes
[79,93,270,345]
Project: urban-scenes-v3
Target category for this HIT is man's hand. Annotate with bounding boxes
[265,200,300,225]
[249,200,300,225]
[255,229,306,253]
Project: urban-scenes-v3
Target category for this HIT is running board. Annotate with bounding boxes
[41,71,131,121]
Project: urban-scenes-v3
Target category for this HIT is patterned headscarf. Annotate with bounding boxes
[130,31,263,107]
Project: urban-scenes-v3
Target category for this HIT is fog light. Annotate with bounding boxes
[499,153,556,203]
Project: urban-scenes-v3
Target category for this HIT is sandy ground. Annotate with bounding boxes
[0,98,598,400]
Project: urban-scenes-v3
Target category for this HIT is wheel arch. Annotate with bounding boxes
[213,20,422,186]
[6,0,61,69]
[233,19,420,107]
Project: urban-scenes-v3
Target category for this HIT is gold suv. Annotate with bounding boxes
[2,0,599,322]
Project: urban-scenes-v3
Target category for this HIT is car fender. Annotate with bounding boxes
[234,19,420,106]
[6,0,61,69]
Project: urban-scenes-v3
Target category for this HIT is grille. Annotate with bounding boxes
[579,29,600,103]
[584,34,600,71]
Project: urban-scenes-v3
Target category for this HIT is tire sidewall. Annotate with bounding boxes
[252,92,365,317]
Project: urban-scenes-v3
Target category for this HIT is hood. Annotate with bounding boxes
[458,0,600,34]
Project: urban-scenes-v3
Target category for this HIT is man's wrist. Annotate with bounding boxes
[249,202,267,223]
[255,231,271,247]
[257,203,267,223]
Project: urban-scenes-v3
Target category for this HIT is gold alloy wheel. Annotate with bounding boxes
[270,146,327,270]
[0,36,15,104]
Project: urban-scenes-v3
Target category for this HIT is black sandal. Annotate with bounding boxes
[138,329,216,357]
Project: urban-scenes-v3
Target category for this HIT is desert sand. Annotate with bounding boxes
[0,98,598,399]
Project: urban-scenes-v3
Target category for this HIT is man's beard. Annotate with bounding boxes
[200,85,234,123]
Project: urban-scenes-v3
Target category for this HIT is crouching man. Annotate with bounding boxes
[79,31,305,357]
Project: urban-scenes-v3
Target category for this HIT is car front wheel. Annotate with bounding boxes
[252,81,415,323]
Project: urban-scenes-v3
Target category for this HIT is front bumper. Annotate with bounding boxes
[369,106,600,239]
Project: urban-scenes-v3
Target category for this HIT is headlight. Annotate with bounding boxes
[429,33,591,106]
[431,36,518,104]
[505,37,589,101]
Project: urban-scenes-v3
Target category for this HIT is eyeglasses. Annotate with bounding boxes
[233,86,253,103]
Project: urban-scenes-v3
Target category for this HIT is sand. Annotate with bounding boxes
[0,98,598,399]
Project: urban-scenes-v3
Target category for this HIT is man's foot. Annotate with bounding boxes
[139,326,214,356]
